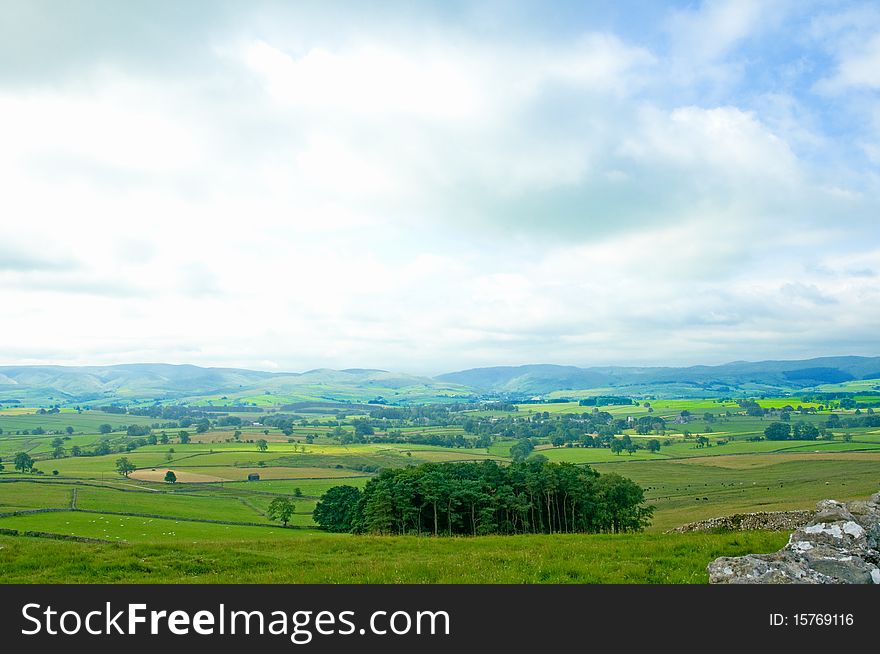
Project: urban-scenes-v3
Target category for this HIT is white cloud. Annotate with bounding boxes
[619,105,798,181]
[816,33,880,92]
[666,0,768,62]
[0,3,877,373]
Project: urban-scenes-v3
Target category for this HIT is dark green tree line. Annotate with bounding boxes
[313,460,652,536]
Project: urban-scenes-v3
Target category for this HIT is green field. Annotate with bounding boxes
[1,399,878,583]
[0,530,787,583]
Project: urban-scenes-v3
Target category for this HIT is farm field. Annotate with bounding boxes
[1,396,878,583]
[0,530,787,584]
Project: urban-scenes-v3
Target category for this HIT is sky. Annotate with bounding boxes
[0,0,879,375]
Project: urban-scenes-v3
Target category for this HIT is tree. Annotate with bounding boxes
[51,437,65,448]
[99,424,113,434]
[94,441,112,456]
[65,426,74,435]
[353,419,374,439]
[14,452,35,473]
[115,457,136,477]
[164,470,177,483]
[509,439,534,462]
[764,422,791,441]
[267,496,296,526]
[178,431,190,444]
[70,445,82,457]
[52,446,66,459]
[313,485,362,532]
[256,439,268,452]
[195,418,211,433]
[646,439,661,453]
[593,473,654,533]
[792,422,819,440]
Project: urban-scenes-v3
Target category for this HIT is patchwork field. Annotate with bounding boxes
[1,397,878,583]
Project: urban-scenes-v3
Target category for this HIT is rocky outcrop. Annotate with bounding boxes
[670,510,812,533]
[708,493,880,584]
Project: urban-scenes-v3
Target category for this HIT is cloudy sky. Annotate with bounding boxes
[1,0,878,374]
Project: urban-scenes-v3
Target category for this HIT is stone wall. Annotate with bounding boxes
[670,510,813,533]
[708,492,880,584]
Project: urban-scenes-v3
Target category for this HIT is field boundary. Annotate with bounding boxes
[0,508,71,518]
[0,527,113,543]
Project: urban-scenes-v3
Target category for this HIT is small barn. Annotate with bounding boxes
[247,473,260,481]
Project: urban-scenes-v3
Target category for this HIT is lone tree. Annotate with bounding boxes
[164,470,177,484]
[99,424,112,434]
[268,496,296,526]
[256,439,268,452]
[115,457,136,477]
[178,431,190,444]
[14,452,35,473]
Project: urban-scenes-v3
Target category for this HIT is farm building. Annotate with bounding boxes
[247,473,260,481]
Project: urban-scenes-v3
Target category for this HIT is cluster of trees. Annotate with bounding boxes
[260,414,300,434]
[312,460,653,536]
[764,421,821,441]
[738,399,766,417]
[381,430,482,449]
[610,435,662,454]
[828,413,880,429]
[127,405,212,420]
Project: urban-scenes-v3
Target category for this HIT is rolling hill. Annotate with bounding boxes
[0,356,878,407]
[435,356,880,396]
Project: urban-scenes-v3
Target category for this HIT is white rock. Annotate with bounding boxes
[804,523,843,538]
[842,521,865,538]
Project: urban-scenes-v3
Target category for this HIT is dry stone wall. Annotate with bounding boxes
[708,492,880,584]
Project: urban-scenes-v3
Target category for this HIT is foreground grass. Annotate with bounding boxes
[0,530,787,584]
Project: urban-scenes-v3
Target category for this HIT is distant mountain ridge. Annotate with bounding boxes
[435,356,880,395]
[0,363,470,406]
[0,356,878,406]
